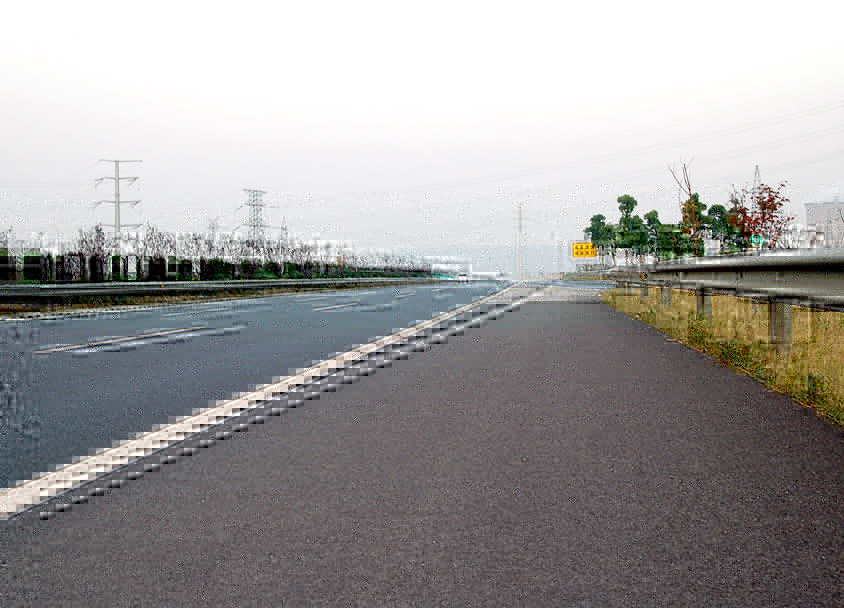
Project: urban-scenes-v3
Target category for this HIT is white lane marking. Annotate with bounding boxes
[34,326,207,354]
[312,302,360,312]
[357,302,397,312]
[162,307,231,317]
[66,325,246,355]
[526,285,605,302]
[0,283,530,519]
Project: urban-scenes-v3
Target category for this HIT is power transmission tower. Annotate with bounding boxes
[93,159,142,255]
[233,190,284,262]
[234,189,282,242]
[279,216,289,243]
[753,164,762,200]
[244,189,267,241]
[207,216,221,237]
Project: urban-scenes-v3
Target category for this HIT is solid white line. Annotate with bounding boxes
[34,326,207,354]
[312,302,359,312]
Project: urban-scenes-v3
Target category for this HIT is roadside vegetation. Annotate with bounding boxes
[0,220,436,314]
[605,288,844,427]
[584,163,794,267]
[0,221,432,284]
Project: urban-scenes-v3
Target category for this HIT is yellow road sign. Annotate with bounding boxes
[572,242,597,258]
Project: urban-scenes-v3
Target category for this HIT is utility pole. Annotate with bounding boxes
[752,165,763,247]
[93,159,142,255]
[517,203,523,281]
[556,238,562,279]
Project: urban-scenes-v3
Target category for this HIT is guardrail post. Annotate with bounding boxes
[695,287,711,319]
[806,300,815,343]
[661,285,672,308]
[768,299,792,355]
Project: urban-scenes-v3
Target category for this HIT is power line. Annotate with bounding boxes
[715,149,844,185]
[554,127,842,190]
[336,102,844,195]
[0,160,100,189]
[276,77,844,192]
[0,160,97,165]
[0,181,93,188]
[276,79,844,193]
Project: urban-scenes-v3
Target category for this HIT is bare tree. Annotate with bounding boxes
[835,209,844,248]
[288,241,301,266]
[669,161,706,254]
[0,226,11,250]
[163,231,178,260]
[216,233,235,262]
[184,232,203,259]
[75,224,109,258]
[75,224,110,281]
[302,242,315,266]
[179,232,203,278]
[141,222,167,261]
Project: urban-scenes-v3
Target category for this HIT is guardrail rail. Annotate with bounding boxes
[606,251,844,353]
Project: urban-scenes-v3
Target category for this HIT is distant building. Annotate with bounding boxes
[422,255,472,276]
[805,198,844,247]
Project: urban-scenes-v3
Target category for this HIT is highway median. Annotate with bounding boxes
[0,276,436,317]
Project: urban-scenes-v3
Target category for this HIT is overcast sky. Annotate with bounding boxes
[2,1,843,272]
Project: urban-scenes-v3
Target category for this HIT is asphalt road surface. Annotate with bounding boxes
[2,285,843,606]
[0,282,501,487]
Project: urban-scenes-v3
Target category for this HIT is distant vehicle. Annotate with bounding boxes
[456,272,469,282]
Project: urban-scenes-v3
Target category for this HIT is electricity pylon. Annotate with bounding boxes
[93,159,142,254]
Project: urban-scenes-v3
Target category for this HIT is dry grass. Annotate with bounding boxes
[605,287,844,427]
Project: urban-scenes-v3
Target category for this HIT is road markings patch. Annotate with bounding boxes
[312,302,361,312]
[34,327,208,354]
[1,282,533,520]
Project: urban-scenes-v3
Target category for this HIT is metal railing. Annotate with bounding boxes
[607,250,844,353]
[0,277,438,307]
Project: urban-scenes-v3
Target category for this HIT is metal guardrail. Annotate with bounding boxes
[606,250,844,352]
[608,250,844,304]
[0,277,436,301]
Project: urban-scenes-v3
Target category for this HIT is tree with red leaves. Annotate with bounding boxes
[728,181,794,249]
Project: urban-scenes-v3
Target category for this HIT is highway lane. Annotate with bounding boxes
[2,288,843,606]
[0,282,502,488]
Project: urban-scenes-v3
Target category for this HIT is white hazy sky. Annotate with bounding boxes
[2,1,843,272]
